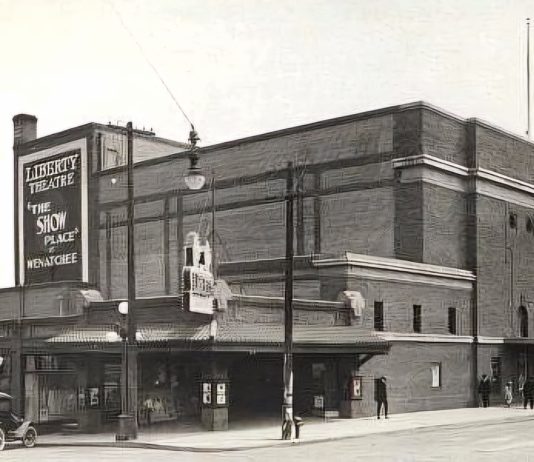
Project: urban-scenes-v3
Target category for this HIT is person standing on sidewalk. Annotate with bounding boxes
[504,382,513,407]
[523,377,534,409]
[478,374,491,407]
[376,376,388,419]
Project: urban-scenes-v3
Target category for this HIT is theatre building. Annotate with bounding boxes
[1,102,534,431]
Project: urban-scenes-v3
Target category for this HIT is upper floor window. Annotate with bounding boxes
[101,134,127,170]
[374,301,384,331]
[519,306,529,338]
[448,307,457,335]
[413,305,422,333]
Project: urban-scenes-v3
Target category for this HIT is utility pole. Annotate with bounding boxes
[282,162,294,440]
[211,174,216,278]
[116,121,138,440]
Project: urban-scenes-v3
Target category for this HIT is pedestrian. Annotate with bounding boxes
[478,374,491,408]
[504,382,513,407]
[376,376,388,419]
[523,377,534,410]
[143,395,154,426]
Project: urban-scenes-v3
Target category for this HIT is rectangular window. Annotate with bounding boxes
[101,134,127,170]
[448,307,457,335]
[413,305,422,333]
[431,363,441,388]
[374,301,384,331]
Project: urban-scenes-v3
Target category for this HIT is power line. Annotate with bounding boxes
[106,0,196,130]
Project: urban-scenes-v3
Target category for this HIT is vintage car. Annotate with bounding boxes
[0,392,37,450]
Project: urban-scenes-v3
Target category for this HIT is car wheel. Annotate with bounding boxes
[22,426,37,448]
[0,427,5,451]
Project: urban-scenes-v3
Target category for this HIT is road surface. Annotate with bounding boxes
[4,419,534,461]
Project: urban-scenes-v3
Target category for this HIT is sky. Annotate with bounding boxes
[0,0,532,288]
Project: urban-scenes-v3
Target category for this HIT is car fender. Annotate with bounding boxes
[11,421,30,438]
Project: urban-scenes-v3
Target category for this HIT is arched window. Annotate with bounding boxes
[519,306,529,338]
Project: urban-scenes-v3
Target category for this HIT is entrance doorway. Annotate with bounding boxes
[229,354,282,421]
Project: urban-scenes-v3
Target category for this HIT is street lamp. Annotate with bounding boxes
[184,128,205,191]
[115,300,132,441]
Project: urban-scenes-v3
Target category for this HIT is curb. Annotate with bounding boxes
[37,414,534,453]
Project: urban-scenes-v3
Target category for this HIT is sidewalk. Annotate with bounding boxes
[38,407,534,452]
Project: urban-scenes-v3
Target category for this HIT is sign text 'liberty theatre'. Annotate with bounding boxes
[22,150,83,284]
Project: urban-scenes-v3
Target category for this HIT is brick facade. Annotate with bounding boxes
[5,101,534,423]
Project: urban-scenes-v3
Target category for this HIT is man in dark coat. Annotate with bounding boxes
[523,377,534,409]
[478,374,491,407]
[376,376,388,419]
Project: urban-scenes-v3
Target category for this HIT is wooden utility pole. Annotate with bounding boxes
[282,162,294,440]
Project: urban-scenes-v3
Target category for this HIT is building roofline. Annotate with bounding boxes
[14,121,189,152]
[14,101,534,165]
[122,101,534,169]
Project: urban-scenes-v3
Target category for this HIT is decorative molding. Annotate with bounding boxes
[393,154,469,177]
[398,166,467,193]
[379,332,474,344]
[475,167,534,195]
[477,336,505,344]
[315,252,476,282]
[394,154,534,208]
[345,268,473,290]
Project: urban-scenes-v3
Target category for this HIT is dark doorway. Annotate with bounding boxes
[229,354,283,420]
[519,306,529,338]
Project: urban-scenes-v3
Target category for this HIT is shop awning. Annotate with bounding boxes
[41,322,389,354]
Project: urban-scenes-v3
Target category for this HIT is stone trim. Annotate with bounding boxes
[393,154,469,177]
[315,252,475,281]
[477,336,505,344]
[394,154,534,207]
[378,332,473,343]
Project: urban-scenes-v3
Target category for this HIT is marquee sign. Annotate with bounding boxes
[19,139,88,285]
[181,231,215,315]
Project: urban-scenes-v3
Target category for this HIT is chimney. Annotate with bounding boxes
[13,114,37,147]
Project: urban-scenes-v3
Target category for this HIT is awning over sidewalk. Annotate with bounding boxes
[40,321,389,354]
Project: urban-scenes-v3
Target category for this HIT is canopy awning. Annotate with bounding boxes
[40,321,389,354]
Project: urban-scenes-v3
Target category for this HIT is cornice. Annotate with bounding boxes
[314,252,476,282]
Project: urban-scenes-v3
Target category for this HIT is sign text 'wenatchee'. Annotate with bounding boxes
[23,150,82,283]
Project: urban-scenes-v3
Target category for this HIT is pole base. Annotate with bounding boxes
[115,414,138,441]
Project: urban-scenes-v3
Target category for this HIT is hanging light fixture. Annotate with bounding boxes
[184,127,206,190]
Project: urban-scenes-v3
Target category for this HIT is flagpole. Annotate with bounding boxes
[528,18,531,138]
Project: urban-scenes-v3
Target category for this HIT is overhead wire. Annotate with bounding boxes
[106,0,196,131]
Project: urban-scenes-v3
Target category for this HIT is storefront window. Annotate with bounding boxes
[25,355,79,424]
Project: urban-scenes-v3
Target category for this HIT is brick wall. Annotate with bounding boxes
[422,184,468,269]
[475,124,534,183]
[359,342,474,415]
[96,114,398,299]
[321,187,395,257]
[394,181,423,262]
[476,195,534,338]
[320,268,472,335]
[421,109,468,166]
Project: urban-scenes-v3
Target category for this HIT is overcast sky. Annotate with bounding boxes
[0,0,532,288]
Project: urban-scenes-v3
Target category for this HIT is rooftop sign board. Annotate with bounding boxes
[18,139,88,285]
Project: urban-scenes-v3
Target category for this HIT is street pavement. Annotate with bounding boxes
[35,406,534,452]
[5,417,534,461]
